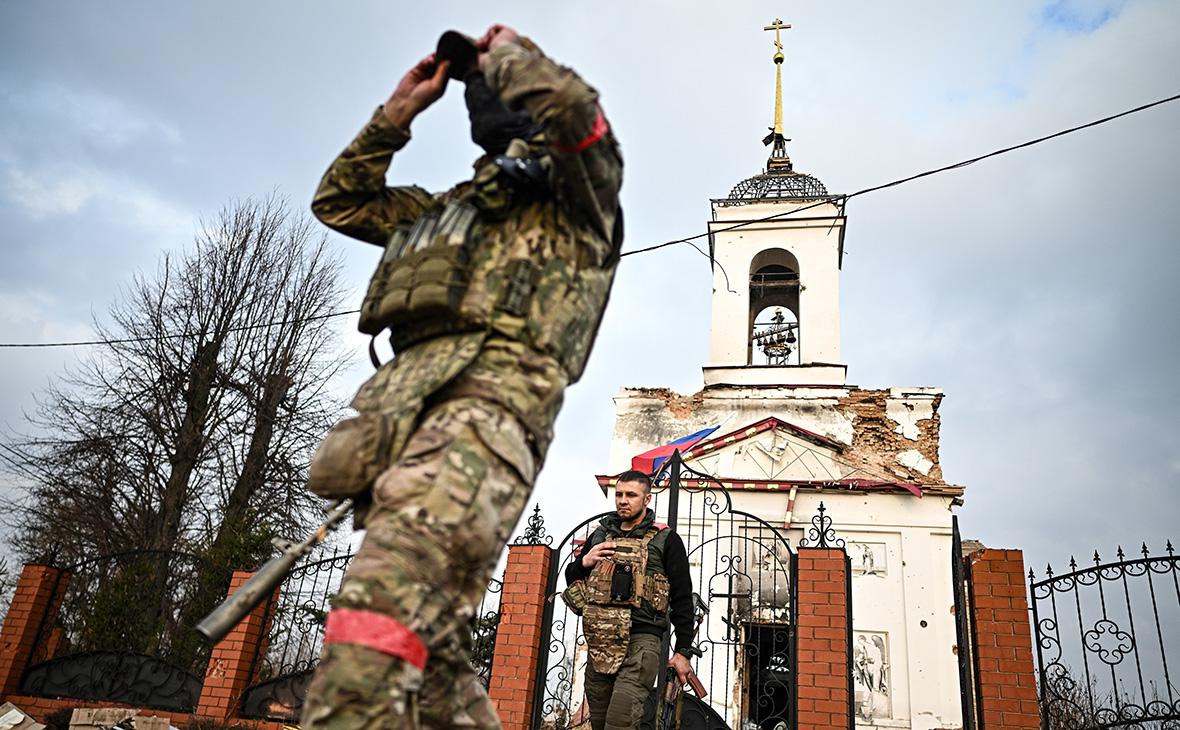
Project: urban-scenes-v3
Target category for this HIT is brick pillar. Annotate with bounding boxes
[488,544,553,730]
[196,570,276,720]
[968,549,1039,730]
[795,548,851,730]
[0,564,68,696]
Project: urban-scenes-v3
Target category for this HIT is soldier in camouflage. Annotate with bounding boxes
[299,24,622,729]
[565,471,696,730]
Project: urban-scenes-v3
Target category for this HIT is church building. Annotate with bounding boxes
[595,20,965,730]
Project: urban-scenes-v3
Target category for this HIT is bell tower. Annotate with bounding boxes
[705,18,847,387]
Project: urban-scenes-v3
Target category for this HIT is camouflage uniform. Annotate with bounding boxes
[300,39,622,730]
[567,509,696,730]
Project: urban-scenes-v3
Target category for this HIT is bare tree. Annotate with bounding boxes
[0,555,15,615]
[0,195,350,665]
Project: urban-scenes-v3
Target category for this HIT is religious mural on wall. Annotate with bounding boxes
[848,541,887,577]
[853,631,891,722]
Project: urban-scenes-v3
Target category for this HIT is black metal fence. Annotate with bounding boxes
[533,452,796,730]
[240,545,506,722]
[13,542,508,720]
[1029,542,1180,730]
[19,550,212,712]
[239,544,351,721]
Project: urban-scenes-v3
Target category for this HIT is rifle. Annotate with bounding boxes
[658,593,710,729]
[196,498,353,643]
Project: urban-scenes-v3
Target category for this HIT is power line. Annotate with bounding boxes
[1,91,1176,350]
[619,91,1180,257]
[0,309,360,349]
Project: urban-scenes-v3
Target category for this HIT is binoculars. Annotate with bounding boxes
[436,30,479,79]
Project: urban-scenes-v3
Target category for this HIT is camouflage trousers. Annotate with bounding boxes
[583,634,662,730]
[301,396,536,730]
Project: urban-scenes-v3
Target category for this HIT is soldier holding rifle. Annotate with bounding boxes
[564,471,699,730]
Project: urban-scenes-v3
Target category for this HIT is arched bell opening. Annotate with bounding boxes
[748,249,800,365]
[751,305,799,366]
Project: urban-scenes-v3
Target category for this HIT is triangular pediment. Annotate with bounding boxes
[596,416,923,497]
[682,417,852,483]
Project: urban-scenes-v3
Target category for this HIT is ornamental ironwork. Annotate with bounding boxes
[472,577,504,687]
[250,545,352,687]
[514,503,553,546]
[242,544,506,721]
[799,502,845,549]
[241,671,313,723]
[951,517,981,730]
[719,169,830,205]
[21,651,201,712]
[19,550,216,711]
[1028,541,1180,730]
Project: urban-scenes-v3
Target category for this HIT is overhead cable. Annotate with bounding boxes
[1,92,1176,350]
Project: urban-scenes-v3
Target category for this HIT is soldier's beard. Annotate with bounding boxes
[464,71,541,155]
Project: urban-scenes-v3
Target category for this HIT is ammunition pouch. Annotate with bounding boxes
[356,161,616,383]
[358,201,483,343]
[308,412,401,500]
[585,531,669,612]
[586,564,670,613]
[561,579,588,617]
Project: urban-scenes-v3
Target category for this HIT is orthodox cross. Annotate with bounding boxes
[763,17,791,53]
[762,18,792,157]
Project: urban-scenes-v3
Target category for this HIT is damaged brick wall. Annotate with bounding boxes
[838,389,945,485]
[626,387,706,420]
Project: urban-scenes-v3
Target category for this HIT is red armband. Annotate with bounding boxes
[323,608,428,669]
[553,104,608,154]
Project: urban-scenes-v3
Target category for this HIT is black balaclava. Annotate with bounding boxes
[463,70,541,156]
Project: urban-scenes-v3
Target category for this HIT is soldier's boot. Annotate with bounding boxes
[301,397,531,730]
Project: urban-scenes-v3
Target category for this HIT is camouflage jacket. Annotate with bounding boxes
[311,40,623,457]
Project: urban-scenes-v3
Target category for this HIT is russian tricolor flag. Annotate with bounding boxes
[630,426,720,474]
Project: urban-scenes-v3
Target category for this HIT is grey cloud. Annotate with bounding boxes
[0,1,1175,576]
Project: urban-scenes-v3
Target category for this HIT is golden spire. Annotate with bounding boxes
[762,18,792,169]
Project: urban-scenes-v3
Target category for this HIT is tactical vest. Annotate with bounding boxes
[356,148,617,384]
[582,527,671,674]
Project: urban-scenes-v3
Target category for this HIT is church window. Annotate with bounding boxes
[749,249,800,365]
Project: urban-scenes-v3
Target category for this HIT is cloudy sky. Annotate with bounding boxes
[1,0,1177,579]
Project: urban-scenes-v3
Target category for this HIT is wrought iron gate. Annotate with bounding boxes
[951,517,981,730]
[1028,543,1179,730]
[240,546,505,722]
[534,451,797,730]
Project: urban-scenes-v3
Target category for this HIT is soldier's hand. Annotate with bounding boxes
[668,652,693,686]
[581,540,616,569]
[384,53,450,129]
[476,24,521,70]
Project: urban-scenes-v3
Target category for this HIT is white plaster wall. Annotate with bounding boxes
[651,489,963,730]
[782,492,962,730]
[703,363,848,387]
[609,389,963,729]
[707,200,845,372]
[885,388,941,441]
[606,388,857,474]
